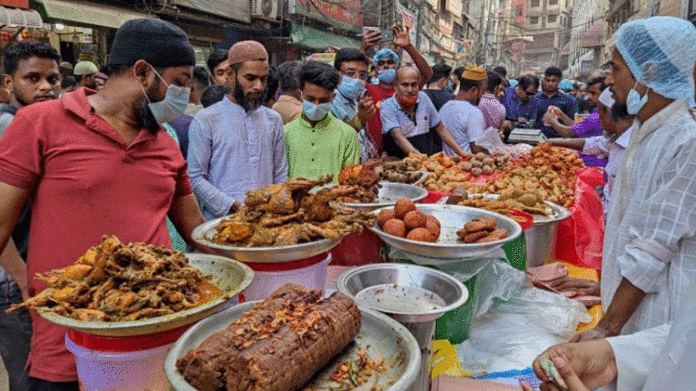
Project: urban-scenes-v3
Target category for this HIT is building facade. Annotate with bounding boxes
[520,0,573,75]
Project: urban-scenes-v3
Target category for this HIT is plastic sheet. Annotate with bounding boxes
[456,267,591,375]
[553,167,605,270]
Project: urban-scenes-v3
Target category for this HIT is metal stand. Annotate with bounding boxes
[402,320,436,391]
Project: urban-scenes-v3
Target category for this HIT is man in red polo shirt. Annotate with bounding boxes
[364,25,432,155]
[0,19,206,391]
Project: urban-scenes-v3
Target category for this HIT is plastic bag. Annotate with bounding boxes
[456,274,591,375]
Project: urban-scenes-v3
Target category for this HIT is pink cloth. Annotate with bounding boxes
[478,92,506,130]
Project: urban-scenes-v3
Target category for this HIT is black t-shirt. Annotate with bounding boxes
[423,89,453,153]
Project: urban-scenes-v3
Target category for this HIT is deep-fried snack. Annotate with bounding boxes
[476,228,509,243]
[6,236,215,321]
[463,217,497,233]
[212,176,377,247]
[458,230,488,243]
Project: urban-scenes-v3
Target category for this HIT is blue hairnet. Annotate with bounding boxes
[373,49,400,67]
[508,79,518,88]
[615,16,696,101]
[559,79,573,91]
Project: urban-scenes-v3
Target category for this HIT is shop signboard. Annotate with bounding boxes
[446,0,463,16]
[397,3,418,45]
[170,0,250,23]
[581,59,593,77]
[289,0,362,32]
[440,35,455,52]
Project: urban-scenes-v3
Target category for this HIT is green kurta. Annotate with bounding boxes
[284,113,360,181]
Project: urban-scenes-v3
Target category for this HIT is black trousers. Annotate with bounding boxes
[28,378,79,391]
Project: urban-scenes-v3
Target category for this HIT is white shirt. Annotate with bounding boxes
[604,276,696,391]
[439,100,485,156]
[582,127,633,213]
[602,100,696,335]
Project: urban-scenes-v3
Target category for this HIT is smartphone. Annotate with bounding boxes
[380,28,394,42]
[540,357,570,391]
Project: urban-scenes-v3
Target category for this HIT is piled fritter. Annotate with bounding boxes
[6,236,214,321]
[457,217,509,243]
[177,284,362,391]
[480,144,582,208]
[212,175,377,247]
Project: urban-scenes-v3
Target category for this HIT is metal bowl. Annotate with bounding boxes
[441,193,570,223]
[38,254,253,337]
[368,204,522,260]
[341,182,428,212]
[526,201,571,267]
[337,264,469,323]
[165,301,421,391]
[192,216,341,263]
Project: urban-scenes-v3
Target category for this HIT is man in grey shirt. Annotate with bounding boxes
[0,40,60,391]
[188,41,287,220]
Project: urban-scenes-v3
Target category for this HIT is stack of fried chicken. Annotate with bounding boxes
[212,175,377,247]
[334,161,382,203]
[7,236,214,321]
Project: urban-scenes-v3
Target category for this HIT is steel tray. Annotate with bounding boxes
[368,204,522,259]
[38,254,253,337]
[340,182,428,212]
[165,301,421,391]
[192,216,341,263]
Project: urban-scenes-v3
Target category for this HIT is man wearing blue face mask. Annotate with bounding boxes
[364,25,433,156]
[284,61,359,181]
[0,18,209,390]
[568,17,696,348]
[330,48,378,162]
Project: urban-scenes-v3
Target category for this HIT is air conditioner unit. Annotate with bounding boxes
[251,0,279,20]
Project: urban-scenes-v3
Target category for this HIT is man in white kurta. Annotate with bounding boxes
[572,17,696,341]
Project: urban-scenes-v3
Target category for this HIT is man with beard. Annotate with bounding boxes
[439,66,488,156]
[73,61,98,90]
[0,19,207,391]
[0,39,60,391]
[187,40,287,219]
[380,67,468,158]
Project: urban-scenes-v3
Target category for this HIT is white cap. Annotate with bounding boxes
[598,88,615,108]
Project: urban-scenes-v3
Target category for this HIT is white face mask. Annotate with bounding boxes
[140,65,191,125]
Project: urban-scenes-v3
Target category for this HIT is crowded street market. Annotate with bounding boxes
[0,1,696,390]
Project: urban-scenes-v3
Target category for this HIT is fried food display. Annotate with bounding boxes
[6,236,216,321]
[459,152,511,176]
[212,176,377,247]
[335,163,380,203]
[377,199,441,242]
[447,187,553,217]
[457,217,509,243]
[481,143,582,208]
[176,284,362,391]
[379,158,424,184]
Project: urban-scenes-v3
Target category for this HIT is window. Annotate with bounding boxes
[529,16,539,24]
[547,14,558,23]
[531,0,540,7]
[548,0,558,5]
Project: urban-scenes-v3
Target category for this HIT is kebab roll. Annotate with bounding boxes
[177,284,322,391]
[226,293,361,391]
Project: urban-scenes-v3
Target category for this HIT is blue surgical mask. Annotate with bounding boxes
[370,77,379,85]
[626,81,649,115]
[338,75,365,101]
[303,100,332,122]
[378,69,396,84]
[141,65,191,125]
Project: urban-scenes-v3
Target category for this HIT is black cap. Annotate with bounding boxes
[108,18,196,68]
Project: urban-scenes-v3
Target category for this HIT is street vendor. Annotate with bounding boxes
[187,40,288,219]
[380,67,469,159]
[364,25,433,155]
[571,16,696,343]
[534,66,577,138]
[284,61,360,181]
[0,18,208,390]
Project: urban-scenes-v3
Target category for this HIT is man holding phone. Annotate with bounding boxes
[362,25,432,156]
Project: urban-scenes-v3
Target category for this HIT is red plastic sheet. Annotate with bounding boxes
[552,167,605,271]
